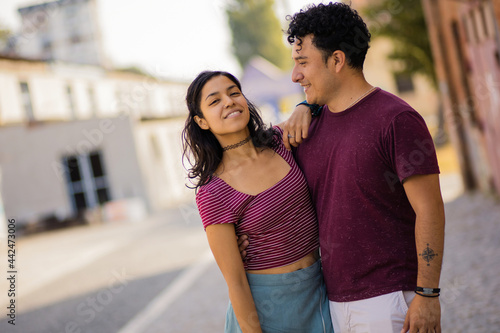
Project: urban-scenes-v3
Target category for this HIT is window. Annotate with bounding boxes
[394,73,415,94]
[19,81,35,122]
[150,135,162,159]
[482,2,495,39]
[42,39,52,58]
[88,85,97,116]
[63,150,111,213]
[470,10,480,43]
[89,152,110,204]
[65,4,78,20]
[70,35,81,44]
[462,15,472,43]
[65,156,87,212]
[470,8,488,42]
[115,86,128,113]
[66,84,76,119]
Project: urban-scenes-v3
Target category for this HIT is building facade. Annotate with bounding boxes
[0,56,190,227]
[14,0,106,66]
[422,0,500,195]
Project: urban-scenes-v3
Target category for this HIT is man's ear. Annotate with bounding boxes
[329,50,347,73]
[194,115,210,130]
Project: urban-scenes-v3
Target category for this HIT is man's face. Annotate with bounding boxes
[291,34,336,106]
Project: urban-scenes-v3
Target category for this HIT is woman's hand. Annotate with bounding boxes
[206,224,262,332]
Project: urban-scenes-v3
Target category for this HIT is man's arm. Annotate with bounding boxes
[281,104,312,150]
[238,234,249,259]
[402,173,445,333]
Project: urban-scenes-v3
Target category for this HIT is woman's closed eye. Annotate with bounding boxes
[209,99,220,106]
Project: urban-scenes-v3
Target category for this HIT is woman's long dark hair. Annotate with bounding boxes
[182,71,278,190]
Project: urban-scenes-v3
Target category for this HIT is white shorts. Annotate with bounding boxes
[329,290,415,333]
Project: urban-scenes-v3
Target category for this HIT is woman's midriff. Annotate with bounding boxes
[246,249,320,275]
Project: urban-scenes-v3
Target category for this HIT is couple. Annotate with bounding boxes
[182,3,445,333]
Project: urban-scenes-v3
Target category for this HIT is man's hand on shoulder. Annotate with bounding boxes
[402,295,441,333]
[282,104,312,151]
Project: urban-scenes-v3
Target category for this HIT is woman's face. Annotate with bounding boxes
[195,75,250,136]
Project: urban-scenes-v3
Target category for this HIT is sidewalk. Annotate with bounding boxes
[439,191,500,332]
[0,204,221,333]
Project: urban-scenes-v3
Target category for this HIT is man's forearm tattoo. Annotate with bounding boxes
[419,243,438,266]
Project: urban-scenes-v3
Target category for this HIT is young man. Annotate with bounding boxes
[286,3,444,333]
[241,3,445,333]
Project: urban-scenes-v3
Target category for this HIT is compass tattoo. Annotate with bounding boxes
[419,243,438,266]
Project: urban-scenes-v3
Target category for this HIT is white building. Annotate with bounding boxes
[0,56,191,227]
[15,0,106,66]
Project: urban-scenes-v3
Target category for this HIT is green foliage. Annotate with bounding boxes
[0,23,12,44]
[115,66,152,77]
[226,0,290,70]
[363,0,437,87]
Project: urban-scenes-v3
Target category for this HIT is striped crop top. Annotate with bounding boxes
[196,127,319,270]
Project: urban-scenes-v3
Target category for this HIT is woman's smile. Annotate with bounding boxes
[224,110,242,119]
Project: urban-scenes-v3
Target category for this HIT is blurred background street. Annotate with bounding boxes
[0,0,500,332]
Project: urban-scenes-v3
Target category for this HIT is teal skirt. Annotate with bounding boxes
[225,259,334,333]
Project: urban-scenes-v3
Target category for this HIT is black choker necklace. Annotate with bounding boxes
[222,136,251,151]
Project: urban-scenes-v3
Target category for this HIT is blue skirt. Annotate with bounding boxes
[225,260,334,333]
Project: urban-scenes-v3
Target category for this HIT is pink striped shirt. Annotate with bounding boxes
[196,127,319,270]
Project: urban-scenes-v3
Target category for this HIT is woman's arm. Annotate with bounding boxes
[206,223,262,333]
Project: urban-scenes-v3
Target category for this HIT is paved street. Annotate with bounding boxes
[0,174,499,333]
[0,205,228,333]
[439,192,500,332]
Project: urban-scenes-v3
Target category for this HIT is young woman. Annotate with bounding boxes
[182,71,333,333]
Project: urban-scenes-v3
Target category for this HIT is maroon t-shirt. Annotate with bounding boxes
[294,88,440,302]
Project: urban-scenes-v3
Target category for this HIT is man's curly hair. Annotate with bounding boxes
[286,2,371,70]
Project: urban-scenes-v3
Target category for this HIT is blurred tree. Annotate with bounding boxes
[363,1,448,145]
[116,66,153,77]
[363,0,437,87]
[0,24,12,49]
[226,0,290,70]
